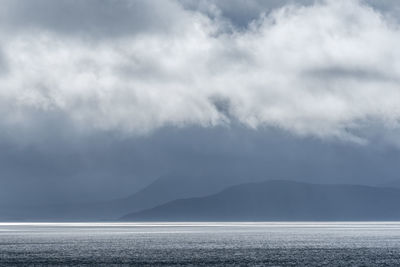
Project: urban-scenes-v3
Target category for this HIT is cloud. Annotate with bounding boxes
[0,0,400,144]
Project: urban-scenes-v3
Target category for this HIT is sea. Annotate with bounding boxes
[1,222,400,266]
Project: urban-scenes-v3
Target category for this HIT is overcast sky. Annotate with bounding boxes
[1,0,400,205]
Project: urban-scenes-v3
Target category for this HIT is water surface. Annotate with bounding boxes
[1,222,400,266]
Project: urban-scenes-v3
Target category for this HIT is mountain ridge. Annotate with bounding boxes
[121,180,400,221]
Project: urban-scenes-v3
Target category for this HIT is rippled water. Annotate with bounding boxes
[1,222,400,266]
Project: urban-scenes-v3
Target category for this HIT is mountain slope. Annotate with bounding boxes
[122,180,400,221]
[115,172,234,211]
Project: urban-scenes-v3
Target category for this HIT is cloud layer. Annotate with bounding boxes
[1,0,400,143]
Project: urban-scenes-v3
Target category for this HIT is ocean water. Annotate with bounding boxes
[1,222,400,266]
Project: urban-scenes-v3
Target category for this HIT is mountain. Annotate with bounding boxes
[121,180,400,221]
[0,172,264,221]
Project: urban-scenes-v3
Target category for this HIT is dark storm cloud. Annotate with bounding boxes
[1,124,400,206]
[0,47,8,75]
[365,0,400,21]
[304,66,398,82]
[3,0,398,37]
[181,0,400,27]
[180,0,315,28]
[0,0,187,38]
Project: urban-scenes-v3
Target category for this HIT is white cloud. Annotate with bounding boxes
[0,0,400,143]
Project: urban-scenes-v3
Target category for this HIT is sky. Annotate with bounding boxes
[1,0,400,206]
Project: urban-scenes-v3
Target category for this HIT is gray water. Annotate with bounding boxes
[1,222,400,266]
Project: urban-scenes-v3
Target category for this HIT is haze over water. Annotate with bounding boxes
[1,222,400,266]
